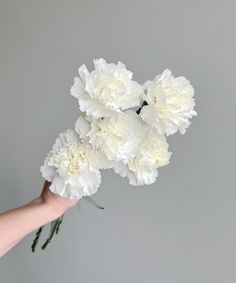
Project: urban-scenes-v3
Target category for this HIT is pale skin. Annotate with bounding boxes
[0,181,78,257]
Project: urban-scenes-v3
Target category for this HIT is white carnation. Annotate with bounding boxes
[113,126,171,185]
[70,58,143,118]
[40,129,108,199]
[140,69,197,135]
[86,110,143,163]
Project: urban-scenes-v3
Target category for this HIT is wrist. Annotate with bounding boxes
[33,196,65,220]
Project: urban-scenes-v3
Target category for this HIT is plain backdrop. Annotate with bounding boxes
[0,0,235,282]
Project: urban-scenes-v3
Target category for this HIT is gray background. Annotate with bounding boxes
[0,0,235,282]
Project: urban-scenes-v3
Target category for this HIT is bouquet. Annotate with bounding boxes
[31,58,197,251]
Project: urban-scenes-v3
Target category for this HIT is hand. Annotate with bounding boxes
[39,181,78,217]
[0,181,79,257]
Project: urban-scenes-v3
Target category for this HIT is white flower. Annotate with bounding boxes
[113,126,171,185]
[140,69,197,136]
[40,129,108,199]
[70,58,144,118]
[85,110,143,163]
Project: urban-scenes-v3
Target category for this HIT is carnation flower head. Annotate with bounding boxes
[113,126,171,185]
[40,129,108,199]
[70,58,144,118]
[75,110,144,163]
[140,69,197,136]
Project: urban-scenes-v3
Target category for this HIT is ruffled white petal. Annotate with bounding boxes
[78,64,90,82]
[40,158,56,182]
[75,116,91,140]
[141,69,197,136]
[111,126,171,186]
[40,129,106,199]
[87,110,143,163]
[49,175,66,197]
[70,58,143,118]
[70,77,85,99]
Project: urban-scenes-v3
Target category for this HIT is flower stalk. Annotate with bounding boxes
[41,216,64,250]
[31,196,104,252]
[31,226,44,252]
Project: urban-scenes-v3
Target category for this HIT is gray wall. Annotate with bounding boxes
[0,1,235,282]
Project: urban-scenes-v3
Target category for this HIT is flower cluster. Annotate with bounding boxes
[41,58,197,199]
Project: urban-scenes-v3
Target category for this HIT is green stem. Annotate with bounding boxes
[84,196,104,210]
[136,100,148,114]
[41,215,63,250]
[31,226,44,252]
[55,215,64,234]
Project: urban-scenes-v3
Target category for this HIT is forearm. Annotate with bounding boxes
[0,197,62,257]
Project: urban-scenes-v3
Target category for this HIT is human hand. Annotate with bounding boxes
[39,181,78,217]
